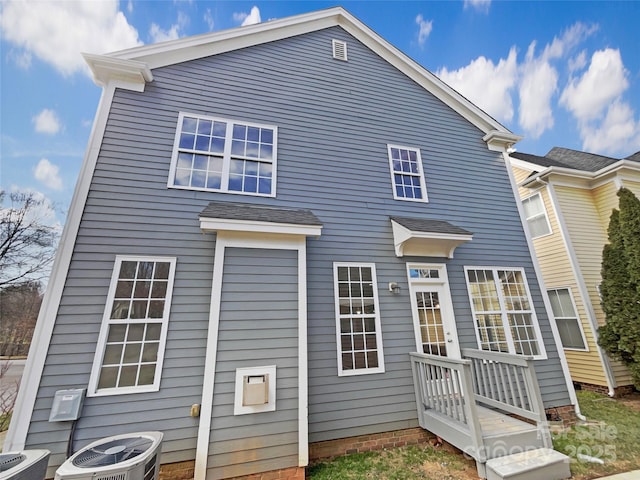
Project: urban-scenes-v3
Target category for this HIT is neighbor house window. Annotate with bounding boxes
[548,288,587,350]
[387,145,428,202]
[333,263,385,375]
[169,112,277,196]
[465,267,544,357]
[522,193,551,238]
[88,257,176,396]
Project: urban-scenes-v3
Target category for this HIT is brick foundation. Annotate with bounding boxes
[309,427,435,461]
[159,460,195,480]
[158,462,304,480]
[545,404,578,426]
[574,381,636,398]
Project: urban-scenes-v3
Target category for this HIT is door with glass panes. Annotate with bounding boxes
[407,265,460,359]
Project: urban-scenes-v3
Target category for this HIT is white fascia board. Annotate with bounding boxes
[483,131,523,152]
[521,161,640,189]
[391,220,472,258]
[103,6,513,137]
[83,53,152,90]
[199,217,322,237]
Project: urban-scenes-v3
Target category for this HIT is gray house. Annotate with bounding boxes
[6,8,577,480]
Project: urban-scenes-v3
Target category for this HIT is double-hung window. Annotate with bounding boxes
[387,145,428,202]
[547,288,587,350]
[88,257,176,396]
[169,112,277,196]
[465,267,545,358]
[522,193,551,238]
[333,263,385,375]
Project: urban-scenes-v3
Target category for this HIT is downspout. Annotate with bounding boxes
[503,154,587,420]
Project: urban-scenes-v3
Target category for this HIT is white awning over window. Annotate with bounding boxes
[390,217,472,258]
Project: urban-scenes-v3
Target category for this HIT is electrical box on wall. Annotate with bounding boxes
[49,388,86,422]
[234,366,276,415]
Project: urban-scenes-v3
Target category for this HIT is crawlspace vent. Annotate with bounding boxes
[332,39,348,61]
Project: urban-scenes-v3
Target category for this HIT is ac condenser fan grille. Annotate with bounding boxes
[72,437,154,468]
[0,453,26,473]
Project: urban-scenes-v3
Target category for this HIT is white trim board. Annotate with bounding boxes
[194,231,311,480]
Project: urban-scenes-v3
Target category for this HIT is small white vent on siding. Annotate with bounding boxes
[332,39,348,61]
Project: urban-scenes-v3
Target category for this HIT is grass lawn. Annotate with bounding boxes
[308,391,640,479]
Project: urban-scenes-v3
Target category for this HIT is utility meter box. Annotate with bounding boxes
[234,366,276,415]
[49,388,85,422]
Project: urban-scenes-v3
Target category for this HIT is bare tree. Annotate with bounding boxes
[0,190,60,287]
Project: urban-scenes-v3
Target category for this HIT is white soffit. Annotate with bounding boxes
[199,217,322,237]
[391,219,473,258]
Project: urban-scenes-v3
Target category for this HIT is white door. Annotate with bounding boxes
[407,265,460,359]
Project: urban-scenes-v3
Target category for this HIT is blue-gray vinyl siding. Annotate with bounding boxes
[207,247,299,479]
[25,24,570,470]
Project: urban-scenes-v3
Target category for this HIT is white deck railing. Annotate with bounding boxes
[410,348,551,458]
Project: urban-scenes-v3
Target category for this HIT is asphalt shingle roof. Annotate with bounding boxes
[390,216,472,236]
[200,201,322,226]
[511,147,637,173]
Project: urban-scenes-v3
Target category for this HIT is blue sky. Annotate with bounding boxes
[1,1,639,229]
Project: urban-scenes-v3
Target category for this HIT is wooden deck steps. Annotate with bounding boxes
[486,448,571,480]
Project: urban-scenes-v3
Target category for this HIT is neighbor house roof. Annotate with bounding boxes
[82,7,520,151]
[512,147,640,188]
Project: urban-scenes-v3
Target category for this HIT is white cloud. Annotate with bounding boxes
[127,0,133,14]
[437,47,518,123]
[415,14,433,47]
[204,8,215,31]
[0,0,142,77]
[464,0,491,14]
[33,109,62,135]
[234,6,261,26]
[7,49,32,69]
[33,159,63,191]
[518,42,558,138]
[560,48,628,121]
[150,11,189,43]
[581,100,640,154]
[541,22,598,61]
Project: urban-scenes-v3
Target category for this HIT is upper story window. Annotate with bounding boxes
[88,256,176,396]
[333,263,385,376]
[169,113,277,196]
[465,267,545,358]
[522,193,551,238]
[387,145,428,202]
[547,288,587,350]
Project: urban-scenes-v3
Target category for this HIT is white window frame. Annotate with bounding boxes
[464,266,546,359]
[547,287,588,351]
[333,262,385,376]
[522,192,552,239]
[387,144,428,202]
[168,112,278,197]
[87,256,177,396]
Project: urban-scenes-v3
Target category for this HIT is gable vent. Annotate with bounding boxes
[332,39,348,61]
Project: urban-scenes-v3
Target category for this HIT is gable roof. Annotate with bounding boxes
[83,7,520,150]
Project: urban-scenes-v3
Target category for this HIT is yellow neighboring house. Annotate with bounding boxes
[509,147,640,396]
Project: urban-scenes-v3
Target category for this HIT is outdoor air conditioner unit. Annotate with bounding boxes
[55,431,163,480]
[0,449,50,480]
